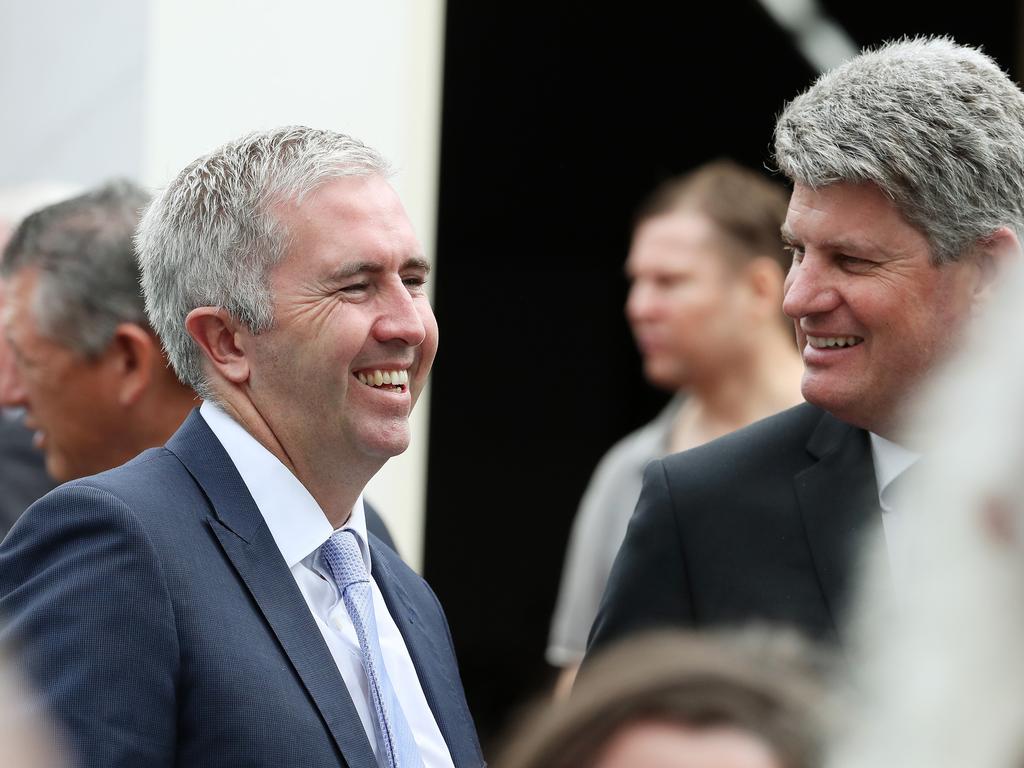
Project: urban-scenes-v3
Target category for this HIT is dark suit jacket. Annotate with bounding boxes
[363,500,398,553]
[588,402,883,655]
[0,415,54,536]
[0,410,483,768]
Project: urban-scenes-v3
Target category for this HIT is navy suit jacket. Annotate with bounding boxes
[0,410,483,768]
[0,415,54,536]
[588,402,884,656]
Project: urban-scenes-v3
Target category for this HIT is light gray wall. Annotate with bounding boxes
[0,0,147,187]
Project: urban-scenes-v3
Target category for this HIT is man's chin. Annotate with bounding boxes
[44,455,76,484]
[802,389,888,435]
[358,427,412,461]
[643,362,689,392]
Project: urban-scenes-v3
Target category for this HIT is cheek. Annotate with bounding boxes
[22,368,64,409]
[671,293,725,332]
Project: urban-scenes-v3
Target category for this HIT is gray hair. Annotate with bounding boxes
[134,126,391,399]
[0,179,151,357]
[774,36,1024,265]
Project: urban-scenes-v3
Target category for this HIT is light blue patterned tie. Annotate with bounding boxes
[321,529,425,768]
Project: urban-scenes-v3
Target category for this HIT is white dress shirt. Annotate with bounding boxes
[870,431,921,583]
[200,402,454,768]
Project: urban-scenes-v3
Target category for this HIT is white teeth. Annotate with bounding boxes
[356,369,409,388]
[808,335,863,349]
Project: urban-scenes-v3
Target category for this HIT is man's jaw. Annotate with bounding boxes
[19,411,46,450]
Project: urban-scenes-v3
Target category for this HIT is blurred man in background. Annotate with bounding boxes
[0,182,81,533]
[0,180,196,485]
[548,160,803,690]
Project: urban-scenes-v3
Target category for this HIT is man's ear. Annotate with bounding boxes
[184,307,251,386]
[742,256,786,313]
[972,226,1021,311]
[107,323,158,407]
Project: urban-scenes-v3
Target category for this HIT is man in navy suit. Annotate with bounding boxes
[0,127,483,767]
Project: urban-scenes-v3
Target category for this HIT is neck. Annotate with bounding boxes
[212,390,381,528]
[671,326,804,452]
[124,376,199,454]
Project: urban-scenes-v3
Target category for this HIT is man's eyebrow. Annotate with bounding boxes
[402,257,431,274]
[779,227,886,257]
[327,257,432,282]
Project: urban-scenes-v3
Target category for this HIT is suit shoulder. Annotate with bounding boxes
[57,447,189,500]
[660,402,829,480]
[10,447,204,547]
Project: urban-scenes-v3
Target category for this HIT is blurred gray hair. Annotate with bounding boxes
[774,36,1024,265]
[0,179,151,357]
[134,126,391,399]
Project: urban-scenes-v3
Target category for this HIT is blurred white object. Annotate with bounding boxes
[830,259,1024,768]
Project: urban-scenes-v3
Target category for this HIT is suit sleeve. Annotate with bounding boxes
[585,457,695,659]
[0,484,179,768]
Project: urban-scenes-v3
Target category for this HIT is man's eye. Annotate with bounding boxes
[340,283,369,294]
[403,276,427,289]
[784,244,805,263]
[654,275,684,289]
[837,254,872,270]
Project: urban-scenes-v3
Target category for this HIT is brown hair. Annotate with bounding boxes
[495,629,828,768]
[634,159,792,273]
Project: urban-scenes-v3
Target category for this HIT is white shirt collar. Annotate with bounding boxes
[199,401,371,571]
[869,431,921,512]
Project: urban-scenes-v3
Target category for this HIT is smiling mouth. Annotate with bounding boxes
[355,368,409,392]
[806,334,864,349]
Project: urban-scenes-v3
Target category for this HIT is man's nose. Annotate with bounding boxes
[625,282,656,324]
[782,256,840,320]
[373,286,428,346]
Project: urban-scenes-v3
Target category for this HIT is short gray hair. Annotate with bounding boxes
[1,179,151,357]
[774,36,1024,265]
[134,126,391,399]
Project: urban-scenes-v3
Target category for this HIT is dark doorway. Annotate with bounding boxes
[425,0,1019,753]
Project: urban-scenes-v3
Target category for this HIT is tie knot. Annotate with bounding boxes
[321,529,369,591]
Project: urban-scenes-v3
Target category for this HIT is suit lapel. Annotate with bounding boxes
[794,411,884,646]
[166,411,378,768]
[370,542,476,768]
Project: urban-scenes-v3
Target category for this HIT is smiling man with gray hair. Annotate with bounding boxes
[0,128,483,768]
[588,37,1024,656]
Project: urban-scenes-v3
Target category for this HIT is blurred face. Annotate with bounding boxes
[1,268,123,481]
[625,212,752,391]
[241,174,438,471]
[782,182,980,436]
[592,722,782,768]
